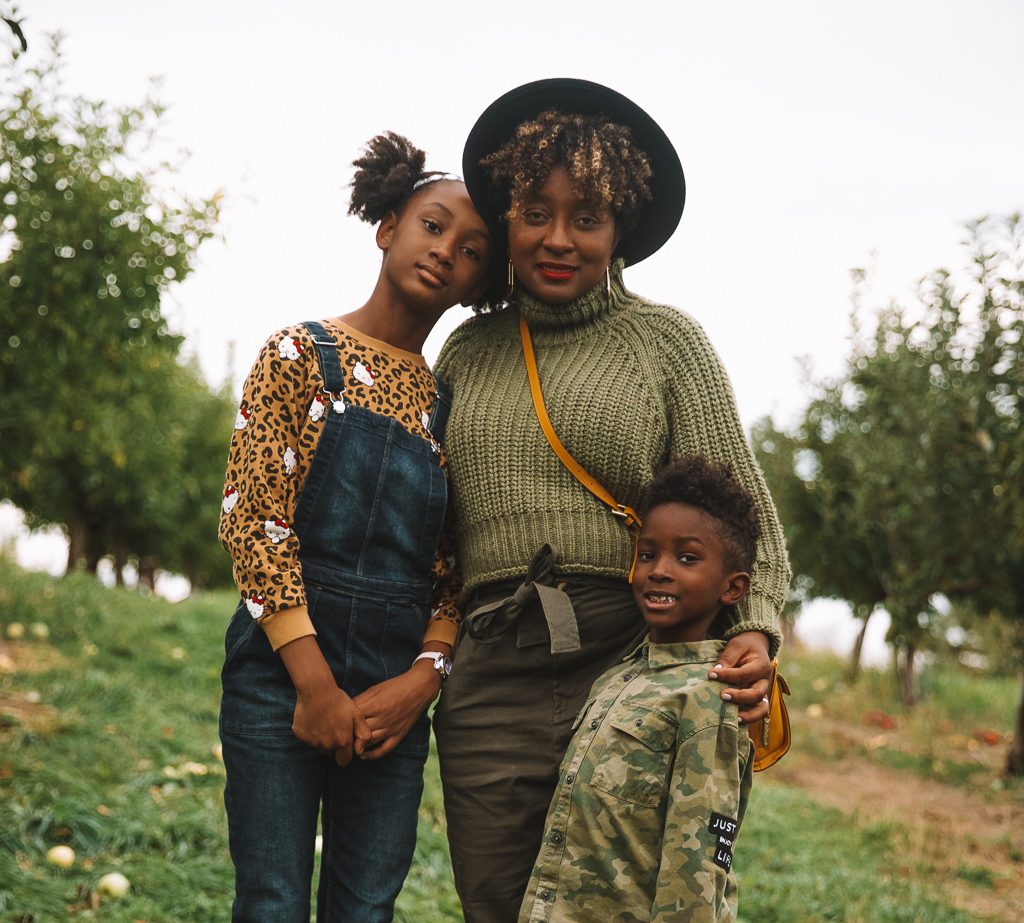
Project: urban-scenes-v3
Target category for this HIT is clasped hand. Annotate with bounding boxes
[291,666,439,765]
[291,684,371,767]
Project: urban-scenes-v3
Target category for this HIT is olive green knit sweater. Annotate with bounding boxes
[435,267,790,653]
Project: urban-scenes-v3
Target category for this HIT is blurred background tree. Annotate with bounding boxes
[0,36,230,590]
[758,214,1024,772]
[2,2,26,57]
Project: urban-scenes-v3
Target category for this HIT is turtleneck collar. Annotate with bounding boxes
[515,258,629,332]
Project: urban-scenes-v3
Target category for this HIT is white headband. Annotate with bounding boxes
[412,172,462,190]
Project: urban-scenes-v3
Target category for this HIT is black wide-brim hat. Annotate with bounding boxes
[462,77,685,267]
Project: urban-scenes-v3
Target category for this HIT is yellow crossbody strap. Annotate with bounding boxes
[518,312,643,578]
[520,315,791,768]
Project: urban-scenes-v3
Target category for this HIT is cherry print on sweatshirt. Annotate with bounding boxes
[264,519,291,544]
[277,336,305,361]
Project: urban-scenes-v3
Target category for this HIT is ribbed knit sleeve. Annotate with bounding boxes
[643,304,790,655]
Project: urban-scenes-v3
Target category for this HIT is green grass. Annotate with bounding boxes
[785,648,1016,729]
[781,648,1021,789]
[737,786,975,922]
[0,558,1008,921]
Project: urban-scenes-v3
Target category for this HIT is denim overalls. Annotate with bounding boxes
[219,321,451,923]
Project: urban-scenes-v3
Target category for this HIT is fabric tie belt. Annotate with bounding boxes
[463,544,582,654]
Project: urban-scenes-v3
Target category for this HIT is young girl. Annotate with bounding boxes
[217,132,492,922]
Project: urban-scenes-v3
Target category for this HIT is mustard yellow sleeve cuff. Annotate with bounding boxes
[423,617,458,647]
[260,604,316,652]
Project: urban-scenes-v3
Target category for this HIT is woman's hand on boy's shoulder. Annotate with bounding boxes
[707,631,771,724]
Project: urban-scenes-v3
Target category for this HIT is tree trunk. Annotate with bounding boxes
[846,609,872,683]
[895,642,918,708]
[85,546,102,574]
[1007,672,1024,777]
[112,544,128,588]
[138,556,158,594]
[66,515,90,572]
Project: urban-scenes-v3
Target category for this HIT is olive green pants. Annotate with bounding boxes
[434,549,644,923]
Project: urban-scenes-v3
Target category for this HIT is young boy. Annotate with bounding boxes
[518,455,761,923]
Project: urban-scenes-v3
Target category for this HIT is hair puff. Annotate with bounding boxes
[348,131,434,225]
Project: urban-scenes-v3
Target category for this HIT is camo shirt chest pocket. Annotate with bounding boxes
[589,705,679,807]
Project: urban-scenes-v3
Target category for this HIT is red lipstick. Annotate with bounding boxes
[537,262,577,281]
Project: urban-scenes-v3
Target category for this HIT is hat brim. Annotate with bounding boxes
[462,78,685,267]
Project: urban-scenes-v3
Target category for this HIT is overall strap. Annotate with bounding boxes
[302,320,346,395]
[427,376,453,444]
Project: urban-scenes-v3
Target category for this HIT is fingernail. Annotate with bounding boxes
[708,671,719,680]
[713,664,724,671]
[721,693,733,702]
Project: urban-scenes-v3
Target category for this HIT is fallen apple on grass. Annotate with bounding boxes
[46,845,75,867]
[97,871,131,898]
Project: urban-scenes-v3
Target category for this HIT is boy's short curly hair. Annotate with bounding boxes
[348,131,441,225]
[642,455,761,573]
[480,110,654,233]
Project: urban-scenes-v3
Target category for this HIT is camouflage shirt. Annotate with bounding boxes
[518,638,753,923]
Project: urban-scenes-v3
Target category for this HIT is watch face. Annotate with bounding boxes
[438,656,453,677]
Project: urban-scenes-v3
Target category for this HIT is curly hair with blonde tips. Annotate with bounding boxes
[480,110,654,232]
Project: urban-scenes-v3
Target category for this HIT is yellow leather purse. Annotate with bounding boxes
[519,312,793,772]
[751,661,792,771]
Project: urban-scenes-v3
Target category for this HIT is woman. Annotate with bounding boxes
[432,79,791,923]
[218,133,492,922]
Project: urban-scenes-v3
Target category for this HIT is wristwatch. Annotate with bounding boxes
[413,651,453,683]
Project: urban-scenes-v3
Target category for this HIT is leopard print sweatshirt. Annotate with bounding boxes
[219,318,461,651]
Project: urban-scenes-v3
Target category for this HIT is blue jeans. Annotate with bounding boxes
[220,590,430,923]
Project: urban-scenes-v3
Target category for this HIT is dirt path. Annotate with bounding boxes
[765,743,1024,921]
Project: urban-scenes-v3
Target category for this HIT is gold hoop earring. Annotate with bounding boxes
[606,265,612,298]
[508,259,515,295]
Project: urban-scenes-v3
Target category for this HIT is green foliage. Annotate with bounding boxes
[756,215,1024,708]
[155,363,236,589]
[0,37,230,583]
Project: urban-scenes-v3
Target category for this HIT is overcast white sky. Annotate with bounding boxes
[16,0,1024,430]
[6,2,1024,657]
